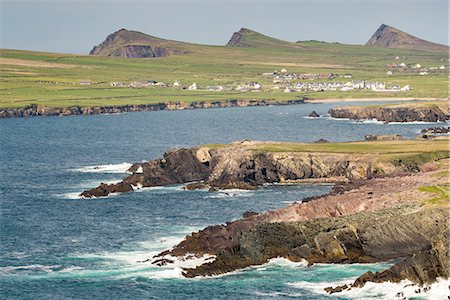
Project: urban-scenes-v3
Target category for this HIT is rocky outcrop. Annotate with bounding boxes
[179,205,447,278]
[79,141,440,198]
[328,230,449,293]
[364,134,403,141]
[329,104,449,123]
[366,24,449,52]
[148,159,450,290]
[91,44,189,58]
[89,28,191,58]
[308,111,320,118]
[421,127,449,134]
[0,99,304,119]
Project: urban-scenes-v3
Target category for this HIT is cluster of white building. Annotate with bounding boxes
[387,61,447,76]
[287,80,410,92]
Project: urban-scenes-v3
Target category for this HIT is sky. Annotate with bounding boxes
[1,0,448,54]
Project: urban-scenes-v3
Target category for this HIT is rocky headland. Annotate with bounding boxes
[80,140,449,198]
[0,99,304,119]
[328,102,449,123]
[149,157,449,294]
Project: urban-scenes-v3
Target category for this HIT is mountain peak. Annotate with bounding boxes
[89,29,191,58]
[366,24,448,52]
[226,28,292,48]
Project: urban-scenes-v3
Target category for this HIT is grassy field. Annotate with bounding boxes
[246,140,450,154]
[1,32,448,108]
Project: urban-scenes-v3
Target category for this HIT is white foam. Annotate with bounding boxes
[388,121,448,125]
[289,278,450,300]
[352,118,384,125]
[204,189,255,199]
[265,257,308,268]
[135,166,143,173]
[70,163,132,174]
[0,264,61,274]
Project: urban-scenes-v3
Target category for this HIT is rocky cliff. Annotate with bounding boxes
[149,159,449,291]
[0,99,304,119]
[366,24,449,52]
[89,28,191,58]
[329,103,449,123]
[80,141,440,198]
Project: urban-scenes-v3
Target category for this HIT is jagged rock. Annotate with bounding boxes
[420,127,449,134]
[81,142,447,198]
[329,104,449,123]
[308,111,320,118]
[314,139,329,143]
[364,134,403,141]
[242,211,259,218]
[0,99,305,119]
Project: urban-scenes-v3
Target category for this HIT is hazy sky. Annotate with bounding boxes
[1,0,448,54]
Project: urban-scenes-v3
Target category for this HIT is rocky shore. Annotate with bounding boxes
[329,102,449,123]
[80,140,448,198]
[149,158,449,293]
[0,99,304,119]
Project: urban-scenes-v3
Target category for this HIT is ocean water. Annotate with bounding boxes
[1,102,447,299]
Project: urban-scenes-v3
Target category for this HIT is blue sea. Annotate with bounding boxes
[1,102,446,299]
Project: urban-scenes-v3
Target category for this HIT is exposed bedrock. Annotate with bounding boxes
[328,106,449,123]
[0,99,304,119]
[174,205,448,279]
[327,230,449,293]
[80,142,426,198]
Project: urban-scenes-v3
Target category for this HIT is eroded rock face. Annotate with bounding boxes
[80,143,423,198]
[0,100,305,119]
[328,230,449,293]
[179,205,448,278]
[150,162,449,288]
[329,106,449,123]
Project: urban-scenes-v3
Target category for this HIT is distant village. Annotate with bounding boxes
[78,58,448,93]
[386,56,448,76]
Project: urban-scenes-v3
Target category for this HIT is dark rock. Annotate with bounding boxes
[329,105,449,123]
[325,284,348,294]
[420,127,449,134]
[242,211,259,218]
[308,111,320,118]
[314,138,328,143]
[364,134,403,141]
[183,182,208,190]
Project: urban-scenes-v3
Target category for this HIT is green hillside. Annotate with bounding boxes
[0,28,448,108]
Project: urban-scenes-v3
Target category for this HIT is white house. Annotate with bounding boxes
[386,71,393,75]
[173,80,181,87]
[400,85,410,91]
[188,83,198,90]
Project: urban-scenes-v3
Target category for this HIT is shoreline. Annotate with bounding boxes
[0,99,304,119]
[304,97,447,103]
[1,97,447,119]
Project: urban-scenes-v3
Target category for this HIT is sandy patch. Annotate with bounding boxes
[0,58,89,69]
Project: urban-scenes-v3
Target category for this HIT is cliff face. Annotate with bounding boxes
[180,205,447,278]
[0,99,305,119]
[329,105,449,123]
[80,142,426,198]
[366,24,448,52]
[89,28,191,58]
[148,158,449,290]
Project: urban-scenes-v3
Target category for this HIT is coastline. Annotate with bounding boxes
[0,99,304,119]
[1,97,447,119]
[304,97,447,103]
